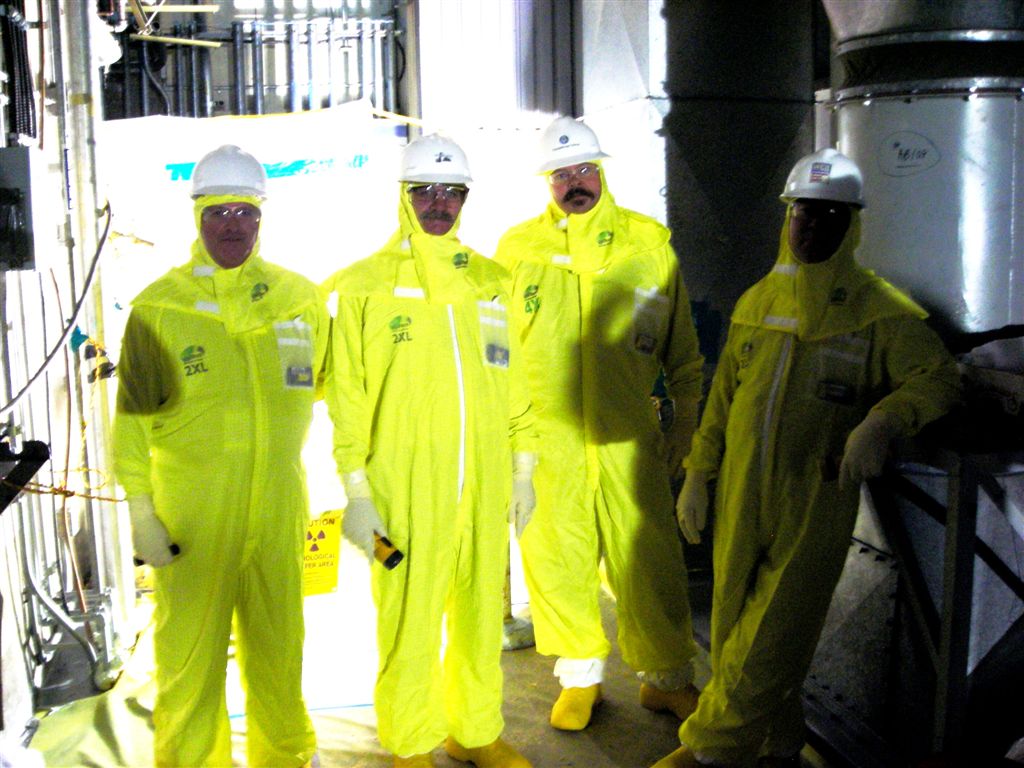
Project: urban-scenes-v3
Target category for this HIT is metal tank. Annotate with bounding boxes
[824,0,1024,340]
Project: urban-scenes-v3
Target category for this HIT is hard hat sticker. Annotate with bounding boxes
[809,162,832,183]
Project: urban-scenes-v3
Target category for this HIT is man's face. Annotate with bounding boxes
[788,199,852,264]
[200,202,261,269]
[408,183,468,236]
[549,162,602,215]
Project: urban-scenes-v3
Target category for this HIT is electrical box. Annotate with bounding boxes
[0,145,40,271]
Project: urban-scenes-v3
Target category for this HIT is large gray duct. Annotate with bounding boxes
[662,0,829,363]
[824,0,1024,341]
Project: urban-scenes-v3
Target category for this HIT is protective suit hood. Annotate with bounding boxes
[496,164,672,282]
[387,181,474,303]
[133,194,316,335]
[191,193,264,268]
[324,183,498,307]
[732,206,926,340]
[531,164,631,273]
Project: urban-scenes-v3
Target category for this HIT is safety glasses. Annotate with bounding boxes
[548,163,599,185]
[201,205,262,223]
[407,184,469,203]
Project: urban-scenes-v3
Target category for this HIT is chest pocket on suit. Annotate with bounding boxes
[632,286,670,355]
[813,334,868,405]
[478,300,510,368]
[274,319,315,388]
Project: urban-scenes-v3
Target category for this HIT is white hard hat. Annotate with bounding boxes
[780,147,865,208]
[191,144,268,199]
[537,116,609,174]
[399,134,472,185]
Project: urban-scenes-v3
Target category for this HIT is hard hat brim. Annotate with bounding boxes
[780,193,865,209]
[400,172,473,185]
[193,185,267,199]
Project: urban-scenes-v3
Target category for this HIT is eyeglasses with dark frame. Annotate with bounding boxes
[548,163,599,186]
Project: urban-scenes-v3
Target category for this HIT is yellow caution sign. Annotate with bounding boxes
[303,511,341,596]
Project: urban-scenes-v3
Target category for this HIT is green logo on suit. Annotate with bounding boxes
[389,315,413,343]
[181,345,209,375]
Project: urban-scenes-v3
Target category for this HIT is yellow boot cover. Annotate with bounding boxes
[444,736,531,768]
[393,753,437,767]
[549,684,602,731]
[650,745,703,768]
[639,682,700,721]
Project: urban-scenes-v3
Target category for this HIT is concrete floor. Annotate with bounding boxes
[300,574,706,768]
[295,565,839,768]
[302,600,699,767]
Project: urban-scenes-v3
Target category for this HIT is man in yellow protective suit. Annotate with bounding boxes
[653,148,962,768]
[494,116,705,731]
[323,134,537,768]
[113,144,324,767]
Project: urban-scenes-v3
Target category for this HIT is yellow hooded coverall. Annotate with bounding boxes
[113,196,325,767]
[322,187,537,757]
[679,208,961,765]
[494,171,703,677]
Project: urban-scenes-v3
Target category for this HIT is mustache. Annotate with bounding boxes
[421,211,455,223]
[562,187,595,203]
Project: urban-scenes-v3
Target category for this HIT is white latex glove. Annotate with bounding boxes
[509,452,537,539]
[127,495,175,567]
[342,470,387,561]
[839,410,906,490]
[676,470,709,545]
